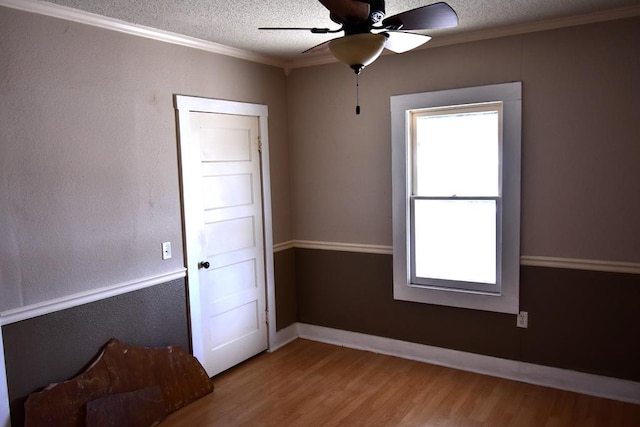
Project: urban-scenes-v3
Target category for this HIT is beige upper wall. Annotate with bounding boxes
[1,6,637,312]
[287,17,639,263]
[0,7,291,311]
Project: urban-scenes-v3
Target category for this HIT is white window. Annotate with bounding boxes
[391,83,521,314]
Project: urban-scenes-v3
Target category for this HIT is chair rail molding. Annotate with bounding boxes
[0,269,187,326]
[278,240,640,275]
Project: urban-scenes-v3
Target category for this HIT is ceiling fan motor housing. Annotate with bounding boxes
[333,0,387,35]
[366,0,386,23]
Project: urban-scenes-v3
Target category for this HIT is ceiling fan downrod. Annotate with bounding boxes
[355,73,361,115]
[261,1,459,114]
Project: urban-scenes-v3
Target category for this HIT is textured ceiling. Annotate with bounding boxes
[41,0,640,60]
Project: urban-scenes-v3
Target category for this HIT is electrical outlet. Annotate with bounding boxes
[162,242,172,260]
[517,311,528,328]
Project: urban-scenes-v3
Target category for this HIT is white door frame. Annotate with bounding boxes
[0,328,9,427]
[174,95,277,359]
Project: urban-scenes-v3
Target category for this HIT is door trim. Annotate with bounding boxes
[0,329,8,427]
[174,95,277,358]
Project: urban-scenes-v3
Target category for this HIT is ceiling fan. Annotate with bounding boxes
[260,0,459,75]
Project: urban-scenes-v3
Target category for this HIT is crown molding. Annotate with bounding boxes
[425,4,640,49]
[286,4,640,70]
[3,1,638,73]
[0,0,287,69]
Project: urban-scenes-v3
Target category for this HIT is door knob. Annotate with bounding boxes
[200,261,210,269]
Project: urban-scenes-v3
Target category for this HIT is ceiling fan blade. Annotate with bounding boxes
[259,27,337,34]
[382,2,458,31]
[383,31,431,53]
[302,39,335,54]
[318,0,370,23]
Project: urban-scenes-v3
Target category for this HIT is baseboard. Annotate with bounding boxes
[292,323,640,405]
[269,323,299,353]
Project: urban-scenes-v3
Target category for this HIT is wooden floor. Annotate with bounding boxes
[161,339,640,426]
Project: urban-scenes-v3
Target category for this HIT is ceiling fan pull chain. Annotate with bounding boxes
[356,74,361,115]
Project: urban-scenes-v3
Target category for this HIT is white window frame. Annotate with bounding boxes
[410,102,503,293]
[391,82,521,314]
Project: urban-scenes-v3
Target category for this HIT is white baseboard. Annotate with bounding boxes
[269,323,299,353]
[292,323,640,405]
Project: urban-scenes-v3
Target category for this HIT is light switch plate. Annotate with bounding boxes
[162,242,172,260]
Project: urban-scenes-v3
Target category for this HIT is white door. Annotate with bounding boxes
[176,99,270,377]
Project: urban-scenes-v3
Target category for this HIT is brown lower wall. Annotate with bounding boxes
[275,248,298,331]
[4,248,636,427]
[293,248,640,382]
[2,278,190,427]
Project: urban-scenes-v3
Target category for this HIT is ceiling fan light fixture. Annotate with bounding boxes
[329,33,386,74]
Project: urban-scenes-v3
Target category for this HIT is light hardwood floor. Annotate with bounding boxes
[161,339,640,426]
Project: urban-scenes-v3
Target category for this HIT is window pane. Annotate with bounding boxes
[414,199,496,284]
[415,110,499,197]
